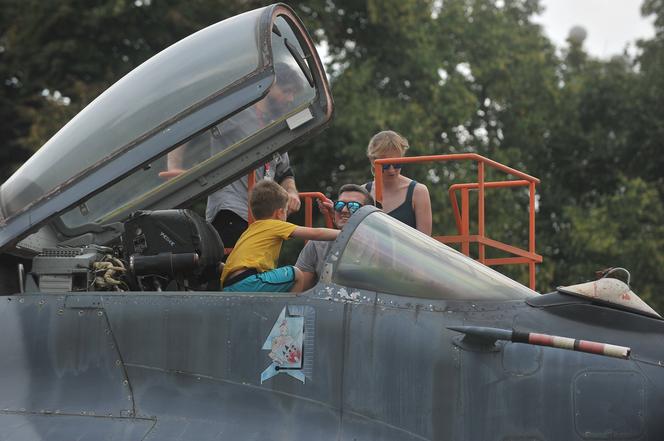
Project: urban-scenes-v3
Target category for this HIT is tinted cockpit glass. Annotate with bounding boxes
[59,15,316,228]
[0,8,264,220]
[334,212,537,300]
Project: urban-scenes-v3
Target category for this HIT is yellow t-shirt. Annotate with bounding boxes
[221,219,297,286]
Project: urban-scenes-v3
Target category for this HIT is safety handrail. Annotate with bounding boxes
[298,192,334,229]
[246,171,333,227]
[448,180,531,233]
[374,153,542,290]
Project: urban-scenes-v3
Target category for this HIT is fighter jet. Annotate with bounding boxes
[0,4,662,440]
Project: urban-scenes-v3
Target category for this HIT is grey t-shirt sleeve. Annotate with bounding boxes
[204,110,258,222]
[295,240,319,273]
[205,176,250,222]
[295,240,330,277]
[275,152,294,182]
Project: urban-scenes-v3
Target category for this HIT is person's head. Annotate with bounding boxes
[333,184,374,228]
[250,180,289,221]
[260,62,304,117]
[366,130,409,178]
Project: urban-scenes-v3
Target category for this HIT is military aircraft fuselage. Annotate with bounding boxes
[1,284,662,441]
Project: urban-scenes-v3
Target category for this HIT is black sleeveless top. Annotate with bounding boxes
[365,180,418,228]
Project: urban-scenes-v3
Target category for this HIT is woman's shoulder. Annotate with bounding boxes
[411,180,430,199]
[402,177,428,191]
[414,181,429,191]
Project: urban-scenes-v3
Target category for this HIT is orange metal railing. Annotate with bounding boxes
[374,154,542,290]
[298,192,334,229]
[247,171,333,228]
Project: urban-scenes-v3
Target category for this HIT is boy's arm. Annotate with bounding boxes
[291,226,339,241]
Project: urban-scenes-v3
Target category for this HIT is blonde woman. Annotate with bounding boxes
[364,130,432,235]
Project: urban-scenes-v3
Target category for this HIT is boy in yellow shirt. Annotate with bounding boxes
[221,180,339,292]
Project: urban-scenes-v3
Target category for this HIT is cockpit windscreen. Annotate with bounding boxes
[334,212,537,301]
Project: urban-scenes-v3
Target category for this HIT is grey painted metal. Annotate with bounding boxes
[1,276,663,439]
[0,295,134,417]
[3,199,662,440]
[448,325,514,343]
[0,414,154,441]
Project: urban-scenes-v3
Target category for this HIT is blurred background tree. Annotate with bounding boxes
[1,0,662,308]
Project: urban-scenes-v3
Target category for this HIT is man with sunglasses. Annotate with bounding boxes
[294,184,374,291]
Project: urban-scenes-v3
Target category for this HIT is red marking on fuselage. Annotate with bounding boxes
[578,340,605,355]
[529,333,554,346]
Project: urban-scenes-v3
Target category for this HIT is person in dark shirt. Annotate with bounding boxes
[363,130,432,235]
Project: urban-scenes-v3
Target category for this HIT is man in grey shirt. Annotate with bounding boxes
[206,150,299,248]
[295,184,374,290]
[167,63,304,249]
[206,63,303,248]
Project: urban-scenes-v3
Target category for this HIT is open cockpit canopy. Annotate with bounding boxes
[0,3,331,253]
[331,208,538,301]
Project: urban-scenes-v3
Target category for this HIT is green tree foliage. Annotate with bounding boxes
[563,177,664,306]
[630,0,664,185]
[1,0,662,309]
[529,9,663,306]
[0,0,32,179]
[0,0,232,173]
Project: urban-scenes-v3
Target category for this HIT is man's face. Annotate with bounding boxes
[334,191,367,229]
[263,84,297,118]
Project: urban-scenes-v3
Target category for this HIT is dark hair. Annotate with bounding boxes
[250,180,289,219]
[274,62,303,93]
[338,183,374,206]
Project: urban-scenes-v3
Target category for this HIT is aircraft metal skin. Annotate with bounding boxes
[1,282,663,440]
[1,3,663,440]
[0,208,663,440]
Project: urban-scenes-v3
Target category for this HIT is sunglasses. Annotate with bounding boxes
[333,200,363,214]
[381,163,403,170]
